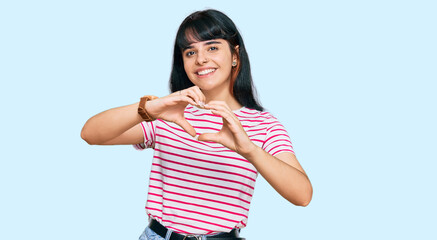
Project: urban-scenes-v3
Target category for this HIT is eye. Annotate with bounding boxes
[186,51,195,57]
[209,46,218,51]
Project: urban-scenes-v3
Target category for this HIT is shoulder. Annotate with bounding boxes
[239,108,292,138]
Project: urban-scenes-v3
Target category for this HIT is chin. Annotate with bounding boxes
[190,80,215,91]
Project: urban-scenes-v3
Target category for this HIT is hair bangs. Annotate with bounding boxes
[176,17,231,50]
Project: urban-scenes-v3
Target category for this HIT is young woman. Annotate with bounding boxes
[81,9,312,240]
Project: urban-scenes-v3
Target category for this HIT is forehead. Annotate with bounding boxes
[184,38,228,50]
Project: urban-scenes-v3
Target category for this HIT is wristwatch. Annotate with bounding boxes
[138,95,158,122]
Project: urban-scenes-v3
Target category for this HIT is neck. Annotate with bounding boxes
[203,88,243,111]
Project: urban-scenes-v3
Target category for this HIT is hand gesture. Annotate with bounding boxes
[198,101,257,155]
[147,86,205,137]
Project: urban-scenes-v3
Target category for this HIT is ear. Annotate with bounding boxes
[233,45,240,61]
[234,45,240,53]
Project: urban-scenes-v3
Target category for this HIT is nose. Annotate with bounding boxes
[195,51,208,65]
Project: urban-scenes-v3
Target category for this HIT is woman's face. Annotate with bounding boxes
[182,38,237,94]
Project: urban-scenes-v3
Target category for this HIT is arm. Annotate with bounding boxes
[81,86,205,145]
[198,101,312,206]
[243,148,312,206]
[81,103,145,145]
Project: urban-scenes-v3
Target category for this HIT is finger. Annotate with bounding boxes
[178,95,197,106]
[206,104,245,134]
[174,118,197,137]
[198,133,220,143]
[181,88,204,107]
[190,86,206,104]
[206,104,236,122]
[170,90,184,97]
[189,87,207,107]
[205,104,235,116]
[184,88,199,104]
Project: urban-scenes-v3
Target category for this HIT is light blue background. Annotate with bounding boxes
[1,1,436,239]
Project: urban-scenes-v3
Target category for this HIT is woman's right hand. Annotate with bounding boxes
[146,86,205,137]
[81,86,205,145]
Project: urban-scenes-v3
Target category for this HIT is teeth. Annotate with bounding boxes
[197,69,215,76]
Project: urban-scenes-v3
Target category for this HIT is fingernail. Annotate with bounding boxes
[199,101,205,108]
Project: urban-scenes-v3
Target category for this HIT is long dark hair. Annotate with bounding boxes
[169,9,263,111]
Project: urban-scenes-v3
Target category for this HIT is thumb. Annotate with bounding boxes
[198,133,220,143]
[174,118,197,137]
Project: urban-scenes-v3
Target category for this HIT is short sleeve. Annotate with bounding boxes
[133,121,156,150]
[262,116,294,156]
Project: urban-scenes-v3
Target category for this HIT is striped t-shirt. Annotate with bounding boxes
[134,104,294,235]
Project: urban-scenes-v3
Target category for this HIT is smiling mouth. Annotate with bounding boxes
[197,68,216,76]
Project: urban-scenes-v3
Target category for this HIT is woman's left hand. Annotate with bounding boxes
[198,101,257,156]
[199,102,313,206]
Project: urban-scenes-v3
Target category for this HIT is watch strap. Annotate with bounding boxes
[138,95,158,122]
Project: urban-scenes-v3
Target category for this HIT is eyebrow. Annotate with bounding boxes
[183,40,222,51]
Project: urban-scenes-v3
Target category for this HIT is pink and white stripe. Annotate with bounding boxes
[135,105,293,234]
